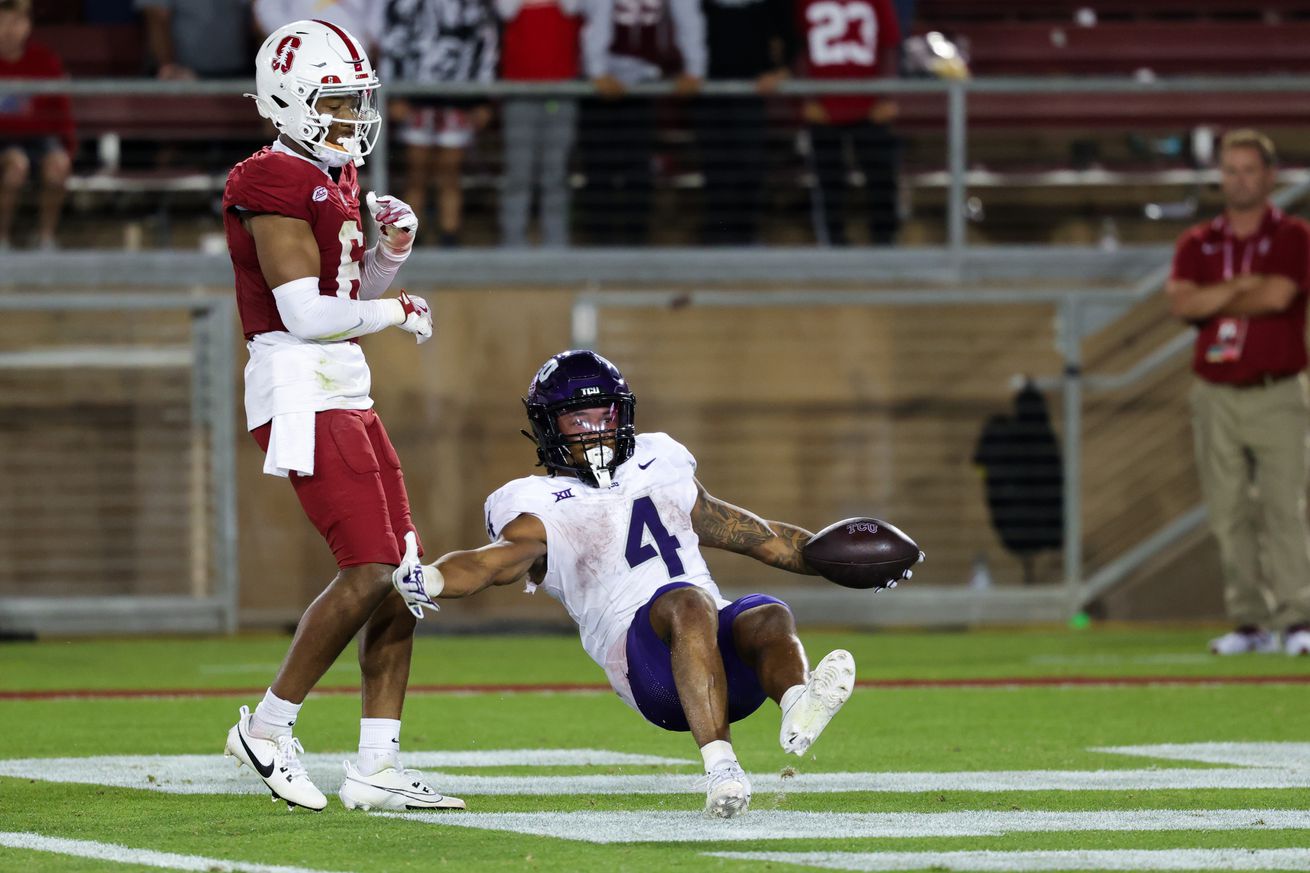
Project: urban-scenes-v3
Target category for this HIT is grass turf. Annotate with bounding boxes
[1,628,1308,872]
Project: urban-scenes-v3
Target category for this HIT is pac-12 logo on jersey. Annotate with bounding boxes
[272,35,301,73]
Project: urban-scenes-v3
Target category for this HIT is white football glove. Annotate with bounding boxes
[872,550,925,595]
[394,290,432,345]
[366,191,418,257]
[392,531,444,618]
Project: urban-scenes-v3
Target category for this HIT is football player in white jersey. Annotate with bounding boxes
[393,350,917,818]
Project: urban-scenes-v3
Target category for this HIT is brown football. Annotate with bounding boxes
[802,517,922,590]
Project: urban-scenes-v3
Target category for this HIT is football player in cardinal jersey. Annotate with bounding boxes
[391,350,918,818]
[219,19,464,814]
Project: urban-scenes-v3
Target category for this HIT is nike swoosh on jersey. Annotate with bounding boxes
[238,722,276,779]
[637,459,656,469]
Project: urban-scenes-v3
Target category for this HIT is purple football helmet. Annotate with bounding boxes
[524,350,637,488]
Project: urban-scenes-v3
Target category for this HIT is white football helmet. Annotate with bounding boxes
[248,19,381,168]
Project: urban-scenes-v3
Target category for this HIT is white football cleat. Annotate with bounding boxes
[224,705,326,811]
[1285,627,1310,656]
[780,649,856,756]
[339,761,466,811]
[698,761,751,819]
[1209,628,1279,655]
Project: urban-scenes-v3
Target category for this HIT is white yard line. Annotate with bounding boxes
[1028,654,1217,666]
[196,663,355,676]
[706,849,1310,871]
[0,832,355,873]
[1,743,1306,797]
[4,758,1308,796]
[1097,742,1310,768]
[383,809,1310,843]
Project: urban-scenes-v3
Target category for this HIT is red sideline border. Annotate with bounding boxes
[3,674,1309,701]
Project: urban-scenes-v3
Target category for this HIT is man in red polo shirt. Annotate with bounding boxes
[1167,129,1310,657]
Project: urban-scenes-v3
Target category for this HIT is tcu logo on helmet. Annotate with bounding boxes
[272,35,300,73]
[847,521,879,535]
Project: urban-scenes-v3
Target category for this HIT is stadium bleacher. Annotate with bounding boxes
[14,1,1310,247]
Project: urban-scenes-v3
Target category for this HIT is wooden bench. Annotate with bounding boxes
[957,21,1310,76]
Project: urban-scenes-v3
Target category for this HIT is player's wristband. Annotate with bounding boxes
[423,564,446,598]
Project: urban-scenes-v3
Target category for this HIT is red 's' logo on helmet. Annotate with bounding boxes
[272,35,301,73]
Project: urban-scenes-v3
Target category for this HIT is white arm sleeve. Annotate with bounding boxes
[273,276,403,342]
[358,244,406,300]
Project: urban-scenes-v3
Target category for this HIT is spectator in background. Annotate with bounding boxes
[0,0,74,251]
[136,0,250,79]
[796,0,901,246]
[253,0,380,51]
[380,0,497,248]
[696,0,792,245]
[577,0,705,245]
[497,0,585,248]
[1167,130,1310,658]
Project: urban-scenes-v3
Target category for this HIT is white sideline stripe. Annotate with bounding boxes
[0,832,354,873]
[707,849,1310,871]
[384,809,1310,843]
[1,744,1307,797]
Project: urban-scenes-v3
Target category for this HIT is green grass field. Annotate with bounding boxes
[2,628,1309,872]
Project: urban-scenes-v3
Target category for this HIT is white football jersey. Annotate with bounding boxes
[484,432,728,707]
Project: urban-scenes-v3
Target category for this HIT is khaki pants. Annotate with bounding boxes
[1190,373,1310,627]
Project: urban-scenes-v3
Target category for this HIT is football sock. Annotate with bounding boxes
[780,683,806,715]
[699,739,737,773]
[250,688,302,739]
[358,718,402,776]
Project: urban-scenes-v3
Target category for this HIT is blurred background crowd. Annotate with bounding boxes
[8,0,1309,251]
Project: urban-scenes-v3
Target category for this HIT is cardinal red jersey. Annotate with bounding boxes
[222,146,365,340]
[796,0,901,125]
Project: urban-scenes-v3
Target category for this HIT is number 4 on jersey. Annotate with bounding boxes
[625,496,685,577]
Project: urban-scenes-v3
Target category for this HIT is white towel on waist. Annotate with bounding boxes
[263,410,317,478]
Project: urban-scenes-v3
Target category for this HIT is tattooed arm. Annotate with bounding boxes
[689,478,817,575]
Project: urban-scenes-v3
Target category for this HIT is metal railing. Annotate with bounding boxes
[4,73,1310,256]
[571,286,1144,624]
[0,293,238,636]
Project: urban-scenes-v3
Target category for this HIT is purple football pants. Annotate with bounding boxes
[625,581,790,732]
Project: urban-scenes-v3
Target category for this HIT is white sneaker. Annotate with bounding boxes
[780,649,856,756]
[698,761,750,819]
[1209,628,1279,655]
[1285,628,1310,656]
[223,705,327,811]
[339,761,466,811]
